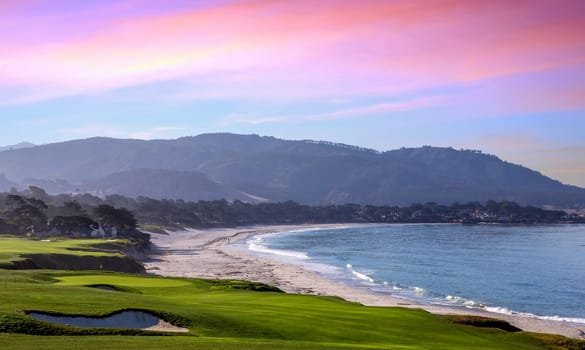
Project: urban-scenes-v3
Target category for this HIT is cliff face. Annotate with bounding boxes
[1,254,145,273]
[92,240,151,262]
[0,240,150,273]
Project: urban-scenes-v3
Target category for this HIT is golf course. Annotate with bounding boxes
[0,237,583,349]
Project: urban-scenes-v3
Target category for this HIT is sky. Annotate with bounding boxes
[0,0,584,186]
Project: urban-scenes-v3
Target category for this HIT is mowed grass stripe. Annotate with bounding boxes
[56,275,191,287]
[0,238,124,265]
[0,270,556,349]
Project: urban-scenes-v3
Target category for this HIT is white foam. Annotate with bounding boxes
[247,236,308,259]
[413,287,427,296]
[483,306,585,325]
[346,264,352,269]
[483,306,514,314]
[350,269,375,283]
[444,295,479,307]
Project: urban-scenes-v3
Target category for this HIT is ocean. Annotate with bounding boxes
[242,224,585,324]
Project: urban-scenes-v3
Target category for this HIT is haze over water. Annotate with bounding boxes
[248,224,585,323]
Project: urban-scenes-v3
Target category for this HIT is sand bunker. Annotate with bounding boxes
[88,284,117,291]
[27,310,188,333]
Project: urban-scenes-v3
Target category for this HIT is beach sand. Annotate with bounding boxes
[144,224,585,340]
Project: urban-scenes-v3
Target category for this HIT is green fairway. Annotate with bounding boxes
[56,274,191,287]
[0,237,123,265]
[0,270,577,350]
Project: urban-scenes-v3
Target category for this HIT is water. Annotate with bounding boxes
[243,224,585,323]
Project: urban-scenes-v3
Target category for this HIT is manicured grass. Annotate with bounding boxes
[56,274,192,288]
[0,270,571,349]
[0,334,438,350]
[0,237,124,265]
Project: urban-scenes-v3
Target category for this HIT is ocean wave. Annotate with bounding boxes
[374,282,585,325]
[483,306,585,325]
[438,296,585,324]
[247,236,309,259]
[351,270,375,283]
[444,295,480,307]
[344,264,375,283]
[413,286,427,296]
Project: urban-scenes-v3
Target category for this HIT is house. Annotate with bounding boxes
[90,225,106,238]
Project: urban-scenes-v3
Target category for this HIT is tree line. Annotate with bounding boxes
[0,186,582,239]
[0,186,143,239]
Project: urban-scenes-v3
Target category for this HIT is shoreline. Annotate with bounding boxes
[144,224,585,340]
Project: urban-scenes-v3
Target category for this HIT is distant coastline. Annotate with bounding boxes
[3,187,583,240]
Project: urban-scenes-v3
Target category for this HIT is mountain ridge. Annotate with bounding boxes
[0,133,582,207]
[0,142,35,152]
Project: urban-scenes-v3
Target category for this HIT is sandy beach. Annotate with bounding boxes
[144,224,585,340]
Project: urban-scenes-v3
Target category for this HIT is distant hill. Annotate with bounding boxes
[0,133,583,207]
[0,142,35,152]
[0,174,17,192]
[82,168,257,202]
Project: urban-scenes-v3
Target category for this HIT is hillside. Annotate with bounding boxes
[82,168,256,202]
[0,133,583,207]
[0,174,17,192]
[0,142,35,153]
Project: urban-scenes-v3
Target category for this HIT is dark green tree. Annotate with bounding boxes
[94,204,137,231]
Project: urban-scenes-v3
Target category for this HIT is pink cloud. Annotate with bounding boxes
[369,1,585,83]
[221,96,441,125]
[0,0,584,107]
[445,65,585,119]
[0,0,35,12]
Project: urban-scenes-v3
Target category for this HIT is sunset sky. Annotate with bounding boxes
[1,0,584,186]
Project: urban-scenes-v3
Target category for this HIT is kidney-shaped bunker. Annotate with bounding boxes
[27,310,188,332]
